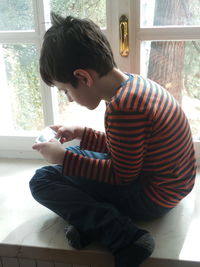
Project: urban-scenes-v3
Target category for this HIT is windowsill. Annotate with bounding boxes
[0,137,80,159]
[0,158,200,266]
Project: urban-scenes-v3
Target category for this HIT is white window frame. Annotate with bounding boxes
[0,0,56,159]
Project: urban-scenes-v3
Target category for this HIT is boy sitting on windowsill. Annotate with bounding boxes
[30,13,196,267]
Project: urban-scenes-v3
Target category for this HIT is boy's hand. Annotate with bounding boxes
[32,139,66,164]
[49,125,84,144]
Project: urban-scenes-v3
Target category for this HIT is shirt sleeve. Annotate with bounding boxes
[80,127,108,153]
[62,110,151,185]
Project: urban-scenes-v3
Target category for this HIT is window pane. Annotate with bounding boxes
[0,44,44,134]
[0,0,34,31]
[141,40,200,139]
[46,0,106,28]
[141,0,200,27]
[55,90,105,131]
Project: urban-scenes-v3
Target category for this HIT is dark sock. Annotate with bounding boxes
[64,225,83,249]
[114,229,155,267]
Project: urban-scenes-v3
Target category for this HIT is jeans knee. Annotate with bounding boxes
[29,169,45,201]
[29,165,60,201]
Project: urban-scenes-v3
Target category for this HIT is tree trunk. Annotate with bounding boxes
[147,0,187,103]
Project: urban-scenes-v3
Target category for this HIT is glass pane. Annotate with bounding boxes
[141,0,200,27]
[0,0,34,31]
[46,0,106,28]
[141,40,200,139]
[55,90,105,132]
[0,44,44,134]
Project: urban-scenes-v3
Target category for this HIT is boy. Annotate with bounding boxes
[30,13,196,267]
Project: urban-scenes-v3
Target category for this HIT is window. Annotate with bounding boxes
[0,0,107,158]
[0,0,199,163]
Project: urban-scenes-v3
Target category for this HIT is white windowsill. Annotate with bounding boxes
[0,159,200,267]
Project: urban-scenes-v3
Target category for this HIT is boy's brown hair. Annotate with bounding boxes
[40,13,116,87]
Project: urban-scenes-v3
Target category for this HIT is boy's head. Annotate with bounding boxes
[40,13,116,88]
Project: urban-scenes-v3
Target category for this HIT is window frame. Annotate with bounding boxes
[0,0,56,158]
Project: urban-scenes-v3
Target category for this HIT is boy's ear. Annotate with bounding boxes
[73,69,94,87]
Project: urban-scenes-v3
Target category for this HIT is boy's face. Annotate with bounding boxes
[54,80,101,110]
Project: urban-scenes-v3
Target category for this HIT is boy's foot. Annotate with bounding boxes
[114,230,155,267]
[64,225,82,249]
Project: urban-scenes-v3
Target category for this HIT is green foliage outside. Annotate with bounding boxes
[184,42,200,99]
[187,0,200,25]
[182,0,200,137]
[183,0,200,100]
[3,44,44,131]
[50,0,106,28]
[0,0,34,30]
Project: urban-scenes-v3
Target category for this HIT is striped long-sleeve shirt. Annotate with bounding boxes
[62,73,196,208]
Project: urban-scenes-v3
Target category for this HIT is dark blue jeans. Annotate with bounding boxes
[29,146,171,253]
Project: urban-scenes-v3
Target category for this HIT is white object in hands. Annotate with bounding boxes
[35,127,60,143]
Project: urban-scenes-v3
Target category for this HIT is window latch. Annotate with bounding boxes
[119,15,129,57]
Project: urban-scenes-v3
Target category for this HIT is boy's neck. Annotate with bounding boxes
[96,68,129,102]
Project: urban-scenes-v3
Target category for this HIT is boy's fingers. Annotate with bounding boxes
[49,138,58,143]
[56,129,63,137]
[49,125,63,132]
[32,144,41,150]
[57,127,69,138]
[32,142,47,150]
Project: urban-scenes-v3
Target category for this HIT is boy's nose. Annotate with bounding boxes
[67,94,74,102]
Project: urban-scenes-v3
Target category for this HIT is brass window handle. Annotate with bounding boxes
[119,15,129,57]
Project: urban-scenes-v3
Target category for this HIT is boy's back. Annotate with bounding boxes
[105,73,196,208]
